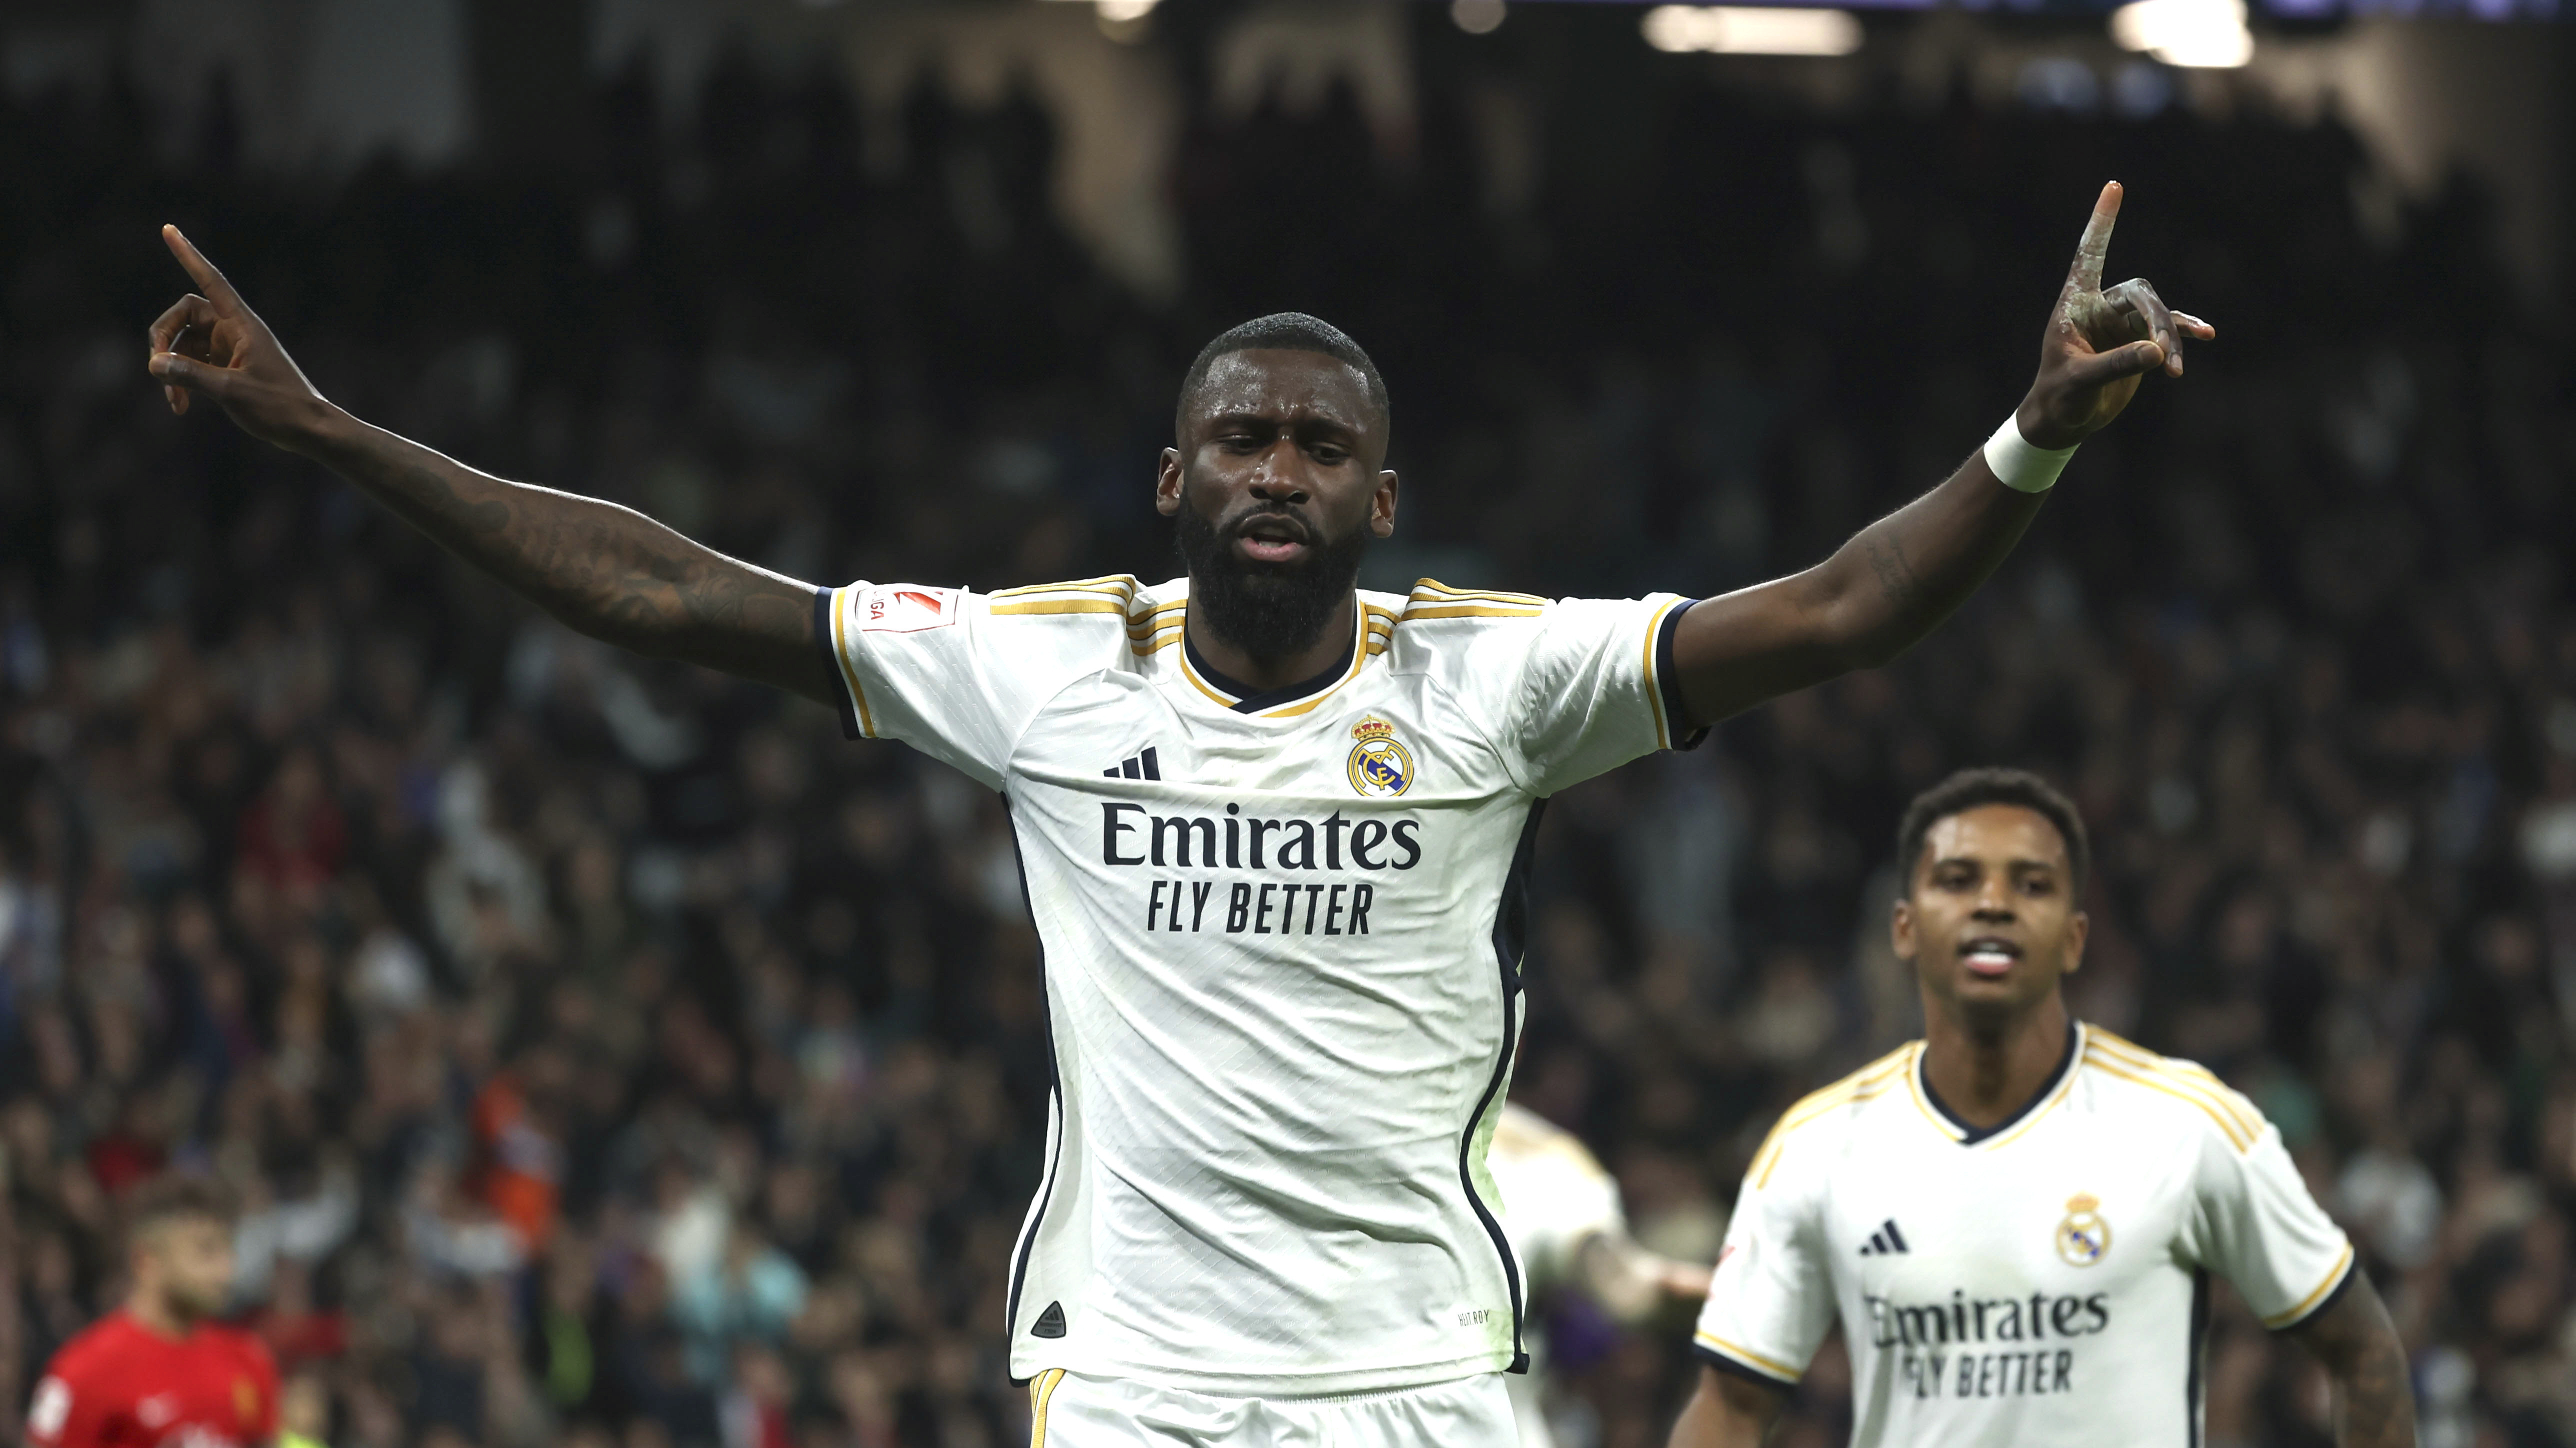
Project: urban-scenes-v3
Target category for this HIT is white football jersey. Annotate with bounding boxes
[1492,1104,1626,1300]
[1692,1023,2356,1448]
[1490,1103,1628,1448]
[819,575,1697,1394]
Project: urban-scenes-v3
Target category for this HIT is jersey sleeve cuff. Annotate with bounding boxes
[814,587,862,741]
[1655,600,1709,752]
[1692,1336,1800,1388]
[2262,1243,2359,1332]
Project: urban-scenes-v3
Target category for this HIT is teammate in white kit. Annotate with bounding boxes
[1670,769,2416,1448]
[146,184,2208,1443]
[1490,1103,1710,1448]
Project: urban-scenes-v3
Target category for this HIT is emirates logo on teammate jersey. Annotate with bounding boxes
[2055,1194,2112,1266]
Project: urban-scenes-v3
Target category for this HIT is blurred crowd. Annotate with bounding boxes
[0,11,2572,1448]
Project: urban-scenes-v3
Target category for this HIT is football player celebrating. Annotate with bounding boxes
[27,1176,280,1448]
[1670,768,2414,1448]
[148,186,2201,1445]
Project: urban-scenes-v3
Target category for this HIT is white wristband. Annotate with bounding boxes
[1982,414,2078,494]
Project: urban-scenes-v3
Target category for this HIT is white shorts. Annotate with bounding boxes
[1026,1370,1516,1448]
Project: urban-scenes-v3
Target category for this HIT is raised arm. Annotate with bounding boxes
[2285,1272,2418,1448]
[1668,182,2214,728]
[1666,1366,1786,1448]
[144,226,838,706]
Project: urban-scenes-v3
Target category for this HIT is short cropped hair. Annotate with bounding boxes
[1896,767,2090,897]
[1174,312,1390,437]
[125,1172,238,1236]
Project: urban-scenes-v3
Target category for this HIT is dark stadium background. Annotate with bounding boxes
[0,2,2570,1446]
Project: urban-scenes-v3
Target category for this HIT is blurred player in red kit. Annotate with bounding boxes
[26,1176,278,1448]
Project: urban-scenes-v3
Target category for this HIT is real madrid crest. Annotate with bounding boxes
[2054,1193,2110,1266]
[1347,716,1414,797]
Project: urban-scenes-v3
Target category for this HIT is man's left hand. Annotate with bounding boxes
[2018,182,2216,448]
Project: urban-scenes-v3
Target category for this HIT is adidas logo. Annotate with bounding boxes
[1102,746,1162,781]
[1858,1220,1911,1256]
[1030,1300,1067,1338]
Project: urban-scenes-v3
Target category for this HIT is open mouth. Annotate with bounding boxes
[1230,514,1314,566]
[1958,936,2023,978]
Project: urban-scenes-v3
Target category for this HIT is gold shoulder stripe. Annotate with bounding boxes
[1407,588,1550,606]
[992,574,1138,600]
[2081,1052,2254,1152]
[1747,1047,1916,1186]
[1753,1078,1906,1188]
[1402,604,1545,621]
[1693,1332,1802,1384]
[1412,578,1550,606]
[1125,600,1187,634]
[2087,1029,2233,1088]
[2084,1036,2262,1140]
[2260,1244,2356,1328]
[990,599,1128,617]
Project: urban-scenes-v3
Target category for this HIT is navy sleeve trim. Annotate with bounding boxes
[2265,1253,2360,1334]
[1694,1343,1798,1392]
[814,587,861,741]
[1657,599,1710,752]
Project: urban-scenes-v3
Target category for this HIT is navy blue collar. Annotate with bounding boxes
[1920,1020,2080,1146]
[1182,618,1356,714]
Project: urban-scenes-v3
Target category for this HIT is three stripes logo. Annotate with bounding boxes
[1858,1220,1910,1256]
[1030,1300,1067,1338]
[1103,746,1162,782]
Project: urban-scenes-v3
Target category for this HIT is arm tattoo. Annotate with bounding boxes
[1860,532,1928,612]
[312,420,836,703]
[2288,1273,2417,1448]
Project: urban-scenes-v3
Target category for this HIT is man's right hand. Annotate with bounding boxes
[147,226,334,452]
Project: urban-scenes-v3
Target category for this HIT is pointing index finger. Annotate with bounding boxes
[2066,182,2122,295]
[162,224,244,314]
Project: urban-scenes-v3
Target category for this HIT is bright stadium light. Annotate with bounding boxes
[2109,0,2254,68]
[1036,0,1160,28]
[1642,6,1864,58]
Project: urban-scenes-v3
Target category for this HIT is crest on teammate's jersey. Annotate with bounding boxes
[1346,716,1414,797]
[2054,1193,2111,1266]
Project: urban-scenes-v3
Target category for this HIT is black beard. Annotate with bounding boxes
[1174,500,1369,664]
